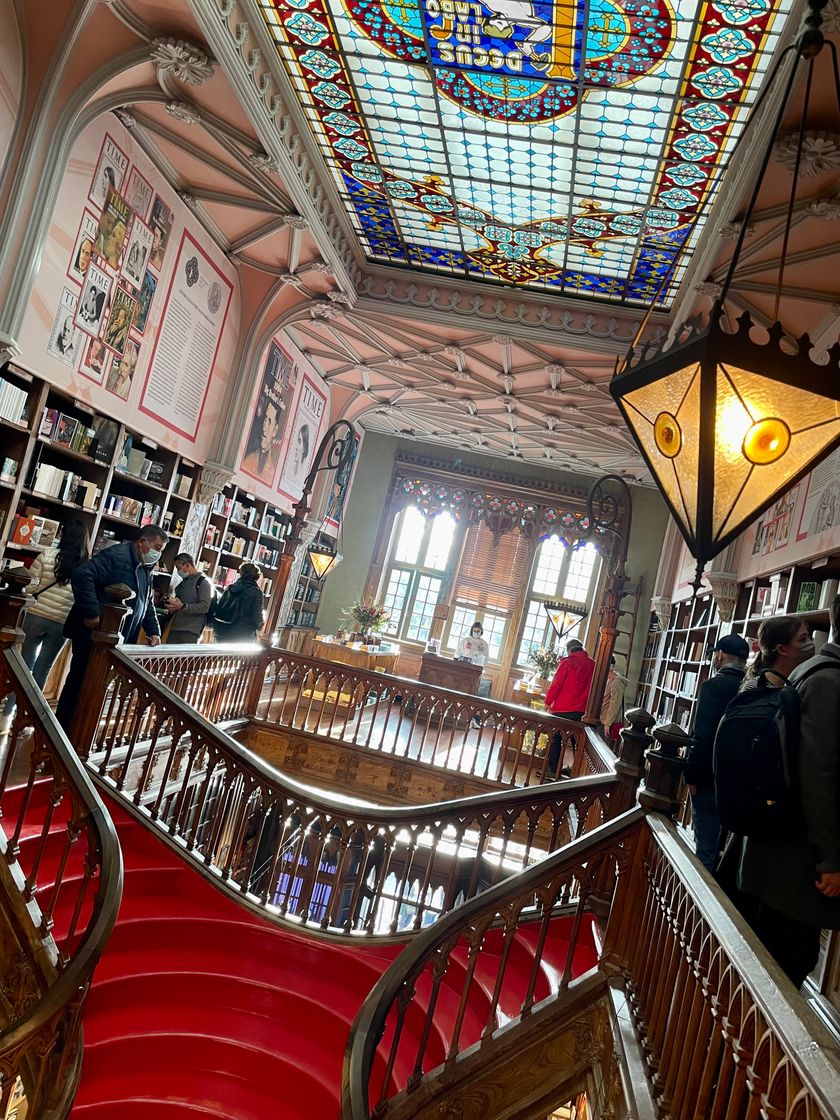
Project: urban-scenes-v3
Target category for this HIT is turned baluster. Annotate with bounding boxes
[610,706,656,816]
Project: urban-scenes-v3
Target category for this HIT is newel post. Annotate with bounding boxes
[638,722,690,819]
[0,568,32,650]
[611,706,655,815]
[69,584,133,758]
[243,642,271,720]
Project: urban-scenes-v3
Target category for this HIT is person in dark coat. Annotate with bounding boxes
[685,633,749,871]
[212,562,264,642]
[56,524,167,730]
[738,600,840,988]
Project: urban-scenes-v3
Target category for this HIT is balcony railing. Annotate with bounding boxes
[342,809,840,1120]
[126,643,615,788]
[0,644,122,1117]
[84,647,619,937]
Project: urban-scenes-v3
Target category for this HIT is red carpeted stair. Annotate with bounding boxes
[8,786,599,1118]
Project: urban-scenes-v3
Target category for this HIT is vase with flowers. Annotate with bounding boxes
[527,646,560,688]
[343,599,390,645]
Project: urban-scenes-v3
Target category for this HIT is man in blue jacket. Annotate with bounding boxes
[56,524,168,730]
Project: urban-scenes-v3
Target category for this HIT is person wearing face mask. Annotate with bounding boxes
[165,553,213,644]
[56,524,168,731]
[736,609,840,988]
[684,633,750,871]
[456,621,489,667]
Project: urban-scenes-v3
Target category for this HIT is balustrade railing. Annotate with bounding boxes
[0,644,122,1117]
[342,812,639,1119]
[125,644,613,789]
[343,809,840,1120]
[86,648,616,937]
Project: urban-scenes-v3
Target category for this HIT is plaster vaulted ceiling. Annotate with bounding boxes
[102,0,840,483]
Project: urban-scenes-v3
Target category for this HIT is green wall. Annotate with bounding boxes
[316,431,670,691]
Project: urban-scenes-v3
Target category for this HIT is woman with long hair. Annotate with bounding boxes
[20,519,90,688]
[211,562,265,642]
[745,614,815,686]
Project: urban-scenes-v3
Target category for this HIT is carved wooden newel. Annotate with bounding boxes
[69,584,133,758]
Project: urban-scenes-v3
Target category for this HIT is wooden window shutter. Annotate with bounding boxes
[451,523,531,614]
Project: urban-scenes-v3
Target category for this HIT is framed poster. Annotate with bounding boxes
[278,374,327,499]
[94,187,130,270]
[73,261,111,337]
[67,209,99,285]
[134,269,157,334]
[121,214,154,290]
[105,337,140,400]
[102,285,138,356]
[88,133,129,210]
[324,429,361,530]
[241,341,294,485]
[139,230,234,440]
[149,195,174,271]
[78,335,110,385]
[47,287,82,367]
[125,166,153,220]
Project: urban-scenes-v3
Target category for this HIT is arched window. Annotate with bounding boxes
[380,508,456,642]
[515,539,600,666]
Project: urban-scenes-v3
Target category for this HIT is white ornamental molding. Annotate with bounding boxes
[650,596,673,632]
[113,108,136,130]
[808,197,840,220]
[706,571,739,624]
[248,151,280,173]
[719,219,755,241]
[310,302,343,321]
[694,279,722,298]
[327,290,352,304]
[278,273,305,291]
[280,214,309,230]
[196,462,234,505]
[824,0,840,33]
[386,357,408,368]
[165,101,201,125]
[151,38,216,85]
[775,131,840,176]
[177,190,197,209]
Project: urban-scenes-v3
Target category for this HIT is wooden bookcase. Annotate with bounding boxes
[638,559,840,730]
[0,363,297,631]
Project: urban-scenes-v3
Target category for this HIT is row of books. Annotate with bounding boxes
[117,436,166,486]
[0,377,29,426]
[10,513,61,549]
[290,608,317,628]
[39,409,98,457]
[256,544,281,569]
[102,493,162,525]
[262,512,286,539]
[29,463,100,507]
[222,534,255,559]
[230,500,260,528]
[294,581,320,603]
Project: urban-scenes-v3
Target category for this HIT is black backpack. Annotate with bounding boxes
[202,577,222,622]
[210,585,240,629]
[713,657,840,839]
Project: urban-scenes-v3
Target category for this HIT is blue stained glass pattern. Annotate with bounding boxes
[258,0,794,304]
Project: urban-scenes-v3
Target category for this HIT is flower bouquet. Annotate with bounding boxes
[527,646,560,684]
[344,598,390,642]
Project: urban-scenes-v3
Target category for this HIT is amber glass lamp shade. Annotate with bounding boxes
[543,598,588,642]
[610,307,840,577]
[308,541,342,580]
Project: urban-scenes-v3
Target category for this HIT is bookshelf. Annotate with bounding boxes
[0,363,301,633]
[638,560,840,732]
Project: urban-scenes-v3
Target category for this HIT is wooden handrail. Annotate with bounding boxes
[83,647,618,938]
[0,648,123,1115]
[125,643,616,787]
[342,809,840,1120]
[340,810,644,1119]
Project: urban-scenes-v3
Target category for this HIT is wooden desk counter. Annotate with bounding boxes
[418,652,482,695]
[313,636,400,674]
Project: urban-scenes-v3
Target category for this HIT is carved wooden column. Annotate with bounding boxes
[583,550,627,726]
[611,706,655,816]
[638,722,690,819]
[69,585,133,758]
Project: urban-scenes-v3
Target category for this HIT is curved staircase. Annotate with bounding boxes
[58,797,597,1118]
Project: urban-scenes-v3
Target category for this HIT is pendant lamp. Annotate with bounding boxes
[610,0,840,589]
[307,537,342,580]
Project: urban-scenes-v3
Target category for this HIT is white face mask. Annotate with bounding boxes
[143,546,163,567]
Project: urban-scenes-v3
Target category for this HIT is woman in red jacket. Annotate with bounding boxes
[544,639,595,777]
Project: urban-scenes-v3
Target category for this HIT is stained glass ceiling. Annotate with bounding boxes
[257,0,794,305]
